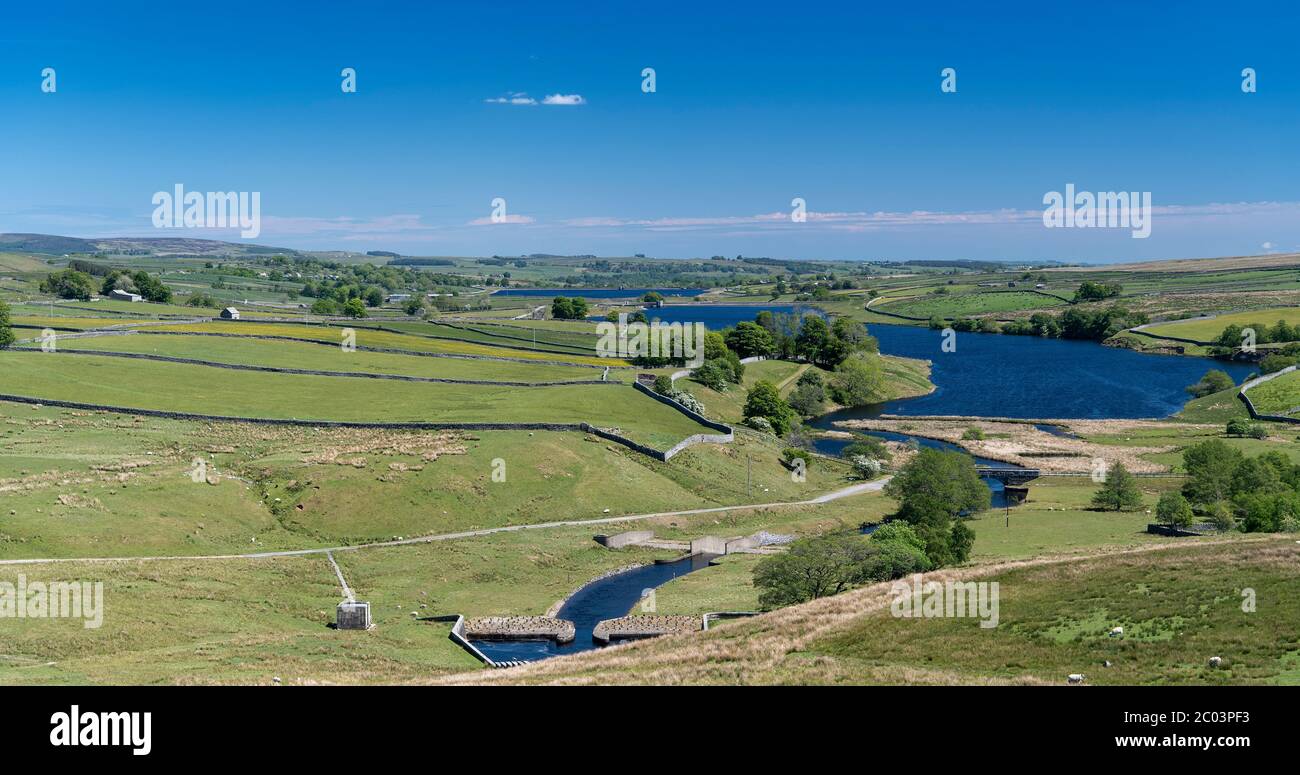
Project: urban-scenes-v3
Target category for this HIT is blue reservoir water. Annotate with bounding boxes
[842,323,1256,419]
[470,553,717,663]
[493,287,707,299]
[470,312,1256,662]
[647,304,1254,420]
[643,303,824,331]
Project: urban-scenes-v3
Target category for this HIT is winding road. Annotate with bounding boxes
[0,477,891,567]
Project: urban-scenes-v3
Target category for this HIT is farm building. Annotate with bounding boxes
[108,289,143,302]
[220,307,240,320]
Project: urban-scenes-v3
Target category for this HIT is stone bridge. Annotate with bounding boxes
[975,466,1041,485]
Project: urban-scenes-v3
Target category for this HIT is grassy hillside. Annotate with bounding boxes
[685,355,932,425]
[0,351,705,447]
[1142,307,1300,343]
[876,290,1068,319]
[0,401,855,559]
[32,333,600,382]
[135,321,617,365]
[1240,369,1300,417]
[451,539,1299,685]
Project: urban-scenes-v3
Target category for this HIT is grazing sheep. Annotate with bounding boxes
[1103,660,1113,668]
[1067,673,1086,684]
[1109,626,1123,637]
[1209,656,1222,668]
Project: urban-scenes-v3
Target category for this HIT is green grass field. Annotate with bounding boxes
[31,332,601,382]
[1142,307,1300,343]
[0,350,703,447]
[0,525,674,684]
[373,320,601,354]
[472,539,1300,686]
[1240,369,1300,416]
[685,355,931,424]
[135,321,618,365]
[810,540,1300,685]
[0,400,858,559]
[876,290,1068,319]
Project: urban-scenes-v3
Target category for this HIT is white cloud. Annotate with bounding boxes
[485,92,538,106]
[562,201,1300,234]
[467,214,536,226]
[484,92,586,106]
[541,93,586,106]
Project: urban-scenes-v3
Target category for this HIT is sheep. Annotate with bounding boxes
[1109,626,1124,637]
[1209,656,1223,668]
[1067,673,1086,684]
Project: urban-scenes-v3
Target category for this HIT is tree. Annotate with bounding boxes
[1074,280,1121,302]
[40,269,95,301]
[551,297,574,320]
[948,520,975,564]
[787,370,827,416]
[0,300,14,349]
[342,298,367,318]
[1225,418,1253,437]
[827,353,884,406]
[885,448,989,522]
[1206,501,1235,532]
[869,521,926,551]
[883,448,989,566]
[725,321,775,358]
[642,291,664,304]
[794,315,831,363]
[742,380,796,435]
[1186,369,1235,398]
[363,286,384,307]
[311,298,340,315]
[653,375,674,395]
[126,271,172,303]
[101,270,128,295]
[1156,491,1194,528]
[1181,439,1245,506]
[550,296,589,319]
[858,539,931,581]
[841,436,889,462]
[403,297,427,316]
[703,331,729,361]
[832,317,877,353]
[1090,462,1144,511]
[691,360,730,392]
[752,534,888,610]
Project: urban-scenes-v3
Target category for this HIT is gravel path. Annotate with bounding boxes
[0,478,891,567]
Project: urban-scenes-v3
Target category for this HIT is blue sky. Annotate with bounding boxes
[1,0,1298,263]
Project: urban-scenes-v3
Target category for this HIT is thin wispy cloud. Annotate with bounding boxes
[541,93,585,105]
[485,92,537,105]
[467,214,535,225]
[485,91,586,106]
[563,201,1300,234]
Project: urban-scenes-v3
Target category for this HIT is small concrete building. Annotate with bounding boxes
[109,289,143,303]
[220,307,240,320]
[336,601,372,630]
